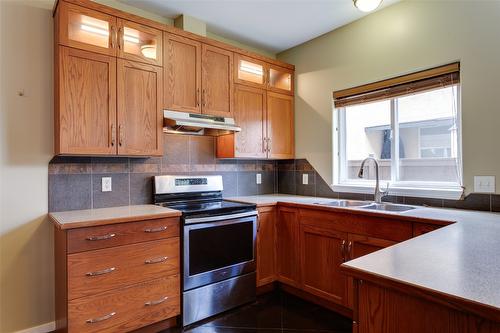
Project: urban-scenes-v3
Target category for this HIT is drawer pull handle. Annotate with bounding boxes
[86,267,116,276]
[145,296,168,306]
[86,233,116,241]
[145,256,168,264]
[86,311,116,323]
[144,226,168,233]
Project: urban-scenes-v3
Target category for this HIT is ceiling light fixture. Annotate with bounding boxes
[353,0,383,12]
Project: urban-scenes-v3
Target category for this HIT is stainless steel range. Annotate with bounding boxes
[153,175,258,326]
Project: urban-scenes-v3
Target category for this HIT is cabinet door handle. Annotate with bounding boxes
[145,296,168,306]
[86,311,116,324]
[340,240,346,261]
[144,226,168,233]
[110,26,116,49]
[118,125,124,147]
[202,89,206,107]
[110,124,116,147]
[86,233,116,241]
[117,27,122,50]
[347,241,352,260]
[196,88,200,107]
[145,256,168,264]
[86,267,116,276]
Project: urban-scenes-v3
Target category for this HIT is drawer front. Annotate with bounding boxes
[68,275,180,333]
[67,217,179,253]
[68,238,179,300]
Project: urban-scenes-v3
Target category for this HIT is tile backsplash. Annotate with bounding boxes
[48,134,500,213]
[48,134,277,212]
[277,159,500,213]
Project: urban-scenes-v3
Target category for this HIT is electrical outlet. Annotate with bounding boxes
[102,177,112,192]
[302,173,309,185]
[256,173,262,184]
[474,176,495,193]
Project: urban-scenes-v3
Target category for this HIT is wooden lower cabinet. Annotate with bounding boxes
[68,275,179,333]
[55,217,181,332]
[355,281,500,333]
[256,207,277,287]
[276,207,301,287]
[300,223,348,306]
[346,234,396,309]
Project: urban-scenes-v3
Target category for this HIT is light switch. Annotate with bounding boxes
[474,176,495,193]
[102,177,112,192]
[256,173,262,184]
[302,173,309,185]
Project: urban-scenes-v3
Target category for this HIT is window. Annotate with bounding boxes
[333,63,462,199]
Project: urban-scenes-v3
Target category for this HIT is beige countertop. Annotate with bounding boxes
[229,194,500,318]
[49,204,181,230]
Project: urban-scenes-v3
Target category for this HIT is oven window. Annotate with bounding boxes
[189,221,254,276]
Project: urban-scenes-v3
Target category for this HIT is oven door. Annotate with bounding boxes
[183,211,257,291]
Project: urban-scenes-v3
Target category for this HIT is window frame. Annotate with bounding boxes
[332,85,463,200]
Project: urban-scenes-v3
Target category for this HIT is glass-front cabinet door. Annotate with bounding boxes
[234,54,267,88]
[59,2,117,56]
[268,65,294,95]
[117,19,163,66]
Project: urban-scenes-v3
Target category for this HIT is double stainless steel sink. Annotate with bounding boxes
[314,200,417,213]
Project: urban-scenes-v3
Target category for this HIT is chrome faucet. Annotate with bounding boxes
[358,157,388,203]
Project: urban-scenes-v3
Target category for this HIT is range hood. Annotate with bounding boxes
[163,110,241,136]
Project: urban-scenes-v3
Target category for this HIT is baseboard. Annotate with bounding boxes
[14,321,55,333]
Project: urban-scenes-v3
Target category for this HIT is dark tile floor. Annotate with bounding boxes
[162,291,352,333]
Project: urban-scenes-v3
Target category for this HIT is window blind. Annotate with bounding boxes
[333,62,460,108]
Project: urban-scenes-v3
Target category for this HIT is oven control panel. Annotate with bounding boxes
[175,178,208,186]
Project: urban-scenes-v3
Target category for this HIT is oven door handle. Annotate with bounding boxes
[184,210,258,224]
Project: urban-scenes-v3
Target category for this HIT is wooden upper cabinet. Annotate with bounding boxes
[267,92,294,159]
[234,54,267,89]
[117,19,163,66]
[216,85,267,158]
[276,207,301,287]
[202,44,234,117]
[117,59,163,156]
[58,2,117,56]
[164,33,201,113]
[256,207,277,287]
[268,65,294,95]
[56,46,117,155]
[300,223,348,306]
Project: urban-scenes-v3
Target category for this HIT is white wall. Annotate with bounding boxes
[0,1,54,332]
[278,0,500,193]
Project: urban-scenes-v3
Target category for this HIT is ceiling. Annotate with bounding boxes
[119,0,400,54]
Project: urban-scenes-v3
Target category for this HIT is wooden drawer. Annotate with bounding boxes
[67,218,179,253]
[68,238,179,300]
[68,275,180,333]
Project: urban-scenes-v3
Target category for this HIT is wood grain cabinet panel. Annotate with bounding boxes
[117,59,163,156]
[163,33,201,113]
[202,44,233,117]
[57,46,117,155]
[216,85,267,158]
[117,19,163,66]
[67,217,179,253]
[346,234,396,309]
[267,92,294,159]
[68,238,179,300]
[300,224,348,306]
[413,222,442,237]
[68,275,180,333]
[276,207,301,287]
[256,207,277,287]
